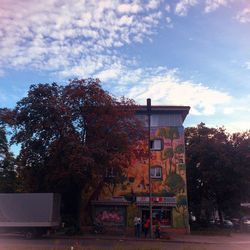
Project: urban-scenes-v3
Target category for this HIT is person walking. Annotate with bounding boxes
[154,218,161,239]
[143,217,150,238]
[142,215,146,235]
[134,215,141,238]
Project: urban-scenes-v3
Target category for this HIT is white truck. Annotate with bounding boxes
[0,193,61,238]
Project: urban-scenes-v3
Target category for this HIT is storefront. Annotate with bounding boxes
[136,196,176,227]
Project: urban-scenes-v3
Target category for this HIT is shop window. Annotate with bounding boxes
[150,139,163,151]
[142,208,172,227]
[150,166,162,179]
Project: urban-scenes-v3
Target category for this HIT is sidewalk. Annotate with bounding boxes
[168,232,250,244]
[54,232,250,245]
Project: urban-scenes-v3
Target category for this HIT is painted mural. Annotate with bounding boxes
[99,125,188,228]
[94,206,126,225]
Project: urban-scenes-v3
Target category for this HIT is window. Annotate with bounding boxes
[142,208,172,227]
[150,139,163,151]
[177,158,184,164]
[150,166,162,179]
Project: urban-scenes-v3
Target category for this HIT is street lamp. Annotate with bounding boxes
[147,98,153,238]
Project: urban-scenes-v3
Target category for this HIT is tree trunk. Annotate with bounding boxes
[218,205,224,226]
[81,180,104,225]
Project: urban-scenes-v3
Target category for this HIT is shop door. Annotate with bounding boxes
[141,207,172,227]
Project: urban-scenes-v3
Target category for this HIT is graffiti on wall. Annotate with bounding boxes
[94,206,126,225]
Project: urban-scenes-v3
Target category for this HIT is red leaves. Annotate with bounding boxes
[6,78,146,194]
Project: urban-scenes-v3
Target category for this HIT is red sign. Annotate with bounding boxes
[136,196,176,204]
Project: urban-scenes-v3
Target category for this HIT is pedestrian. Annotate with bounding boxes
[134,214,141,238]
[143,217,150,238]
[142,215,146,234]
[154,218,161,238]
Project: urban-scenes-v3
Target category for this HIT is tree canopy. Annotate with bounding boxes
[185,123,250,225]
[2,78,145,226]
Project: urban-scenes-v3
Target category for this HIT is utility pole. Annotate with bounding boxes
[147,98,153,238]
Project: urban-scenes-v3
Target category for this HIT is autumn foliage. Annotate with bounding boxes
[2,78,145,225]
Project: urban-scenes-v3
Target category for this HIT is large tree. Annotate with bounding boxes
[185,123,244,225]
[3,79,145,228]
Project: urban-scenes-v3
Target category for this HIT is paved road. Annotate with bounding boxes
[0,234,250,250]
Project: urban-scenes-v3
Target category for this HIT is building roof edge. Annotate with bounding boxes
[136,105,190,123]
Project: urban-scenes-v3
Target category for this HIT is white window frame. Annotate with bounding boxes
[150,166,162,179]
[150,139,163,151]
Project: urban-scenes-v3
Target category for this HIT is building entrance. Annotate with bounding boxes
[141,207,172,227]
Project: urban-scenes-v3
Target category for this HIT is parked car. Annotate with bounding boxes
[231,218,240,231]
[209,219,234,229]
[223,219,233,229]
[241,216,250,232]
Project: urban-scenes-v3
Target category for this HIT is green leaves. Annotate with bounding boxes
[163,148,174,160]
[185,123,250,222]
[157,127,180,140]
[166,172,185,194]
[175,144,184,154]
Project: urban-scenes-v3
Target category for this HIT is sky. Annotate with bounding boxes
[0,0,250,133]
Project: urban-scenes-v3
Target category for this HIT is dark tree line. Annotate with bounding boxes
[185,123,250,225]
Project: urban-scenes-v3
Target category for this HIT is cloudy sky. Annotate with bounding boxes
[0,0,250,133]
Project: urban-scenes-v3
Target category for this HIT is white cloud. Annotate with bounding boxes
[98,66,232,116]
[166,17,173,27]
[0,0,163,77]
[220,94,250,133]
[118,15,134,26]
[146,0,161,10]
[236,8,250,23]
[204,0,231,13]
[96,64,123,81]
[223,94,250,113]
[224,121,250,133]
[117,3,142,14]
[246,61,250,69]
[175,0,198,16]
[130,77,231,116]
[99,65,249,133]
[165,4,171,12]
[174,0,235,15]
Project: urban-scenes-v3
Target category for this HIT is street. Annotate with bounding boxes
[1,234,250,250]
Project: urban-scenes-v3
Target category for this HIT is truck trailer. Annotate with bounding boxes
[0,193,61,238]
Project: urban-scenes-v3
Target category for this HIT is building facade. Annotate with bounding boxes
[91,105,190,232]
